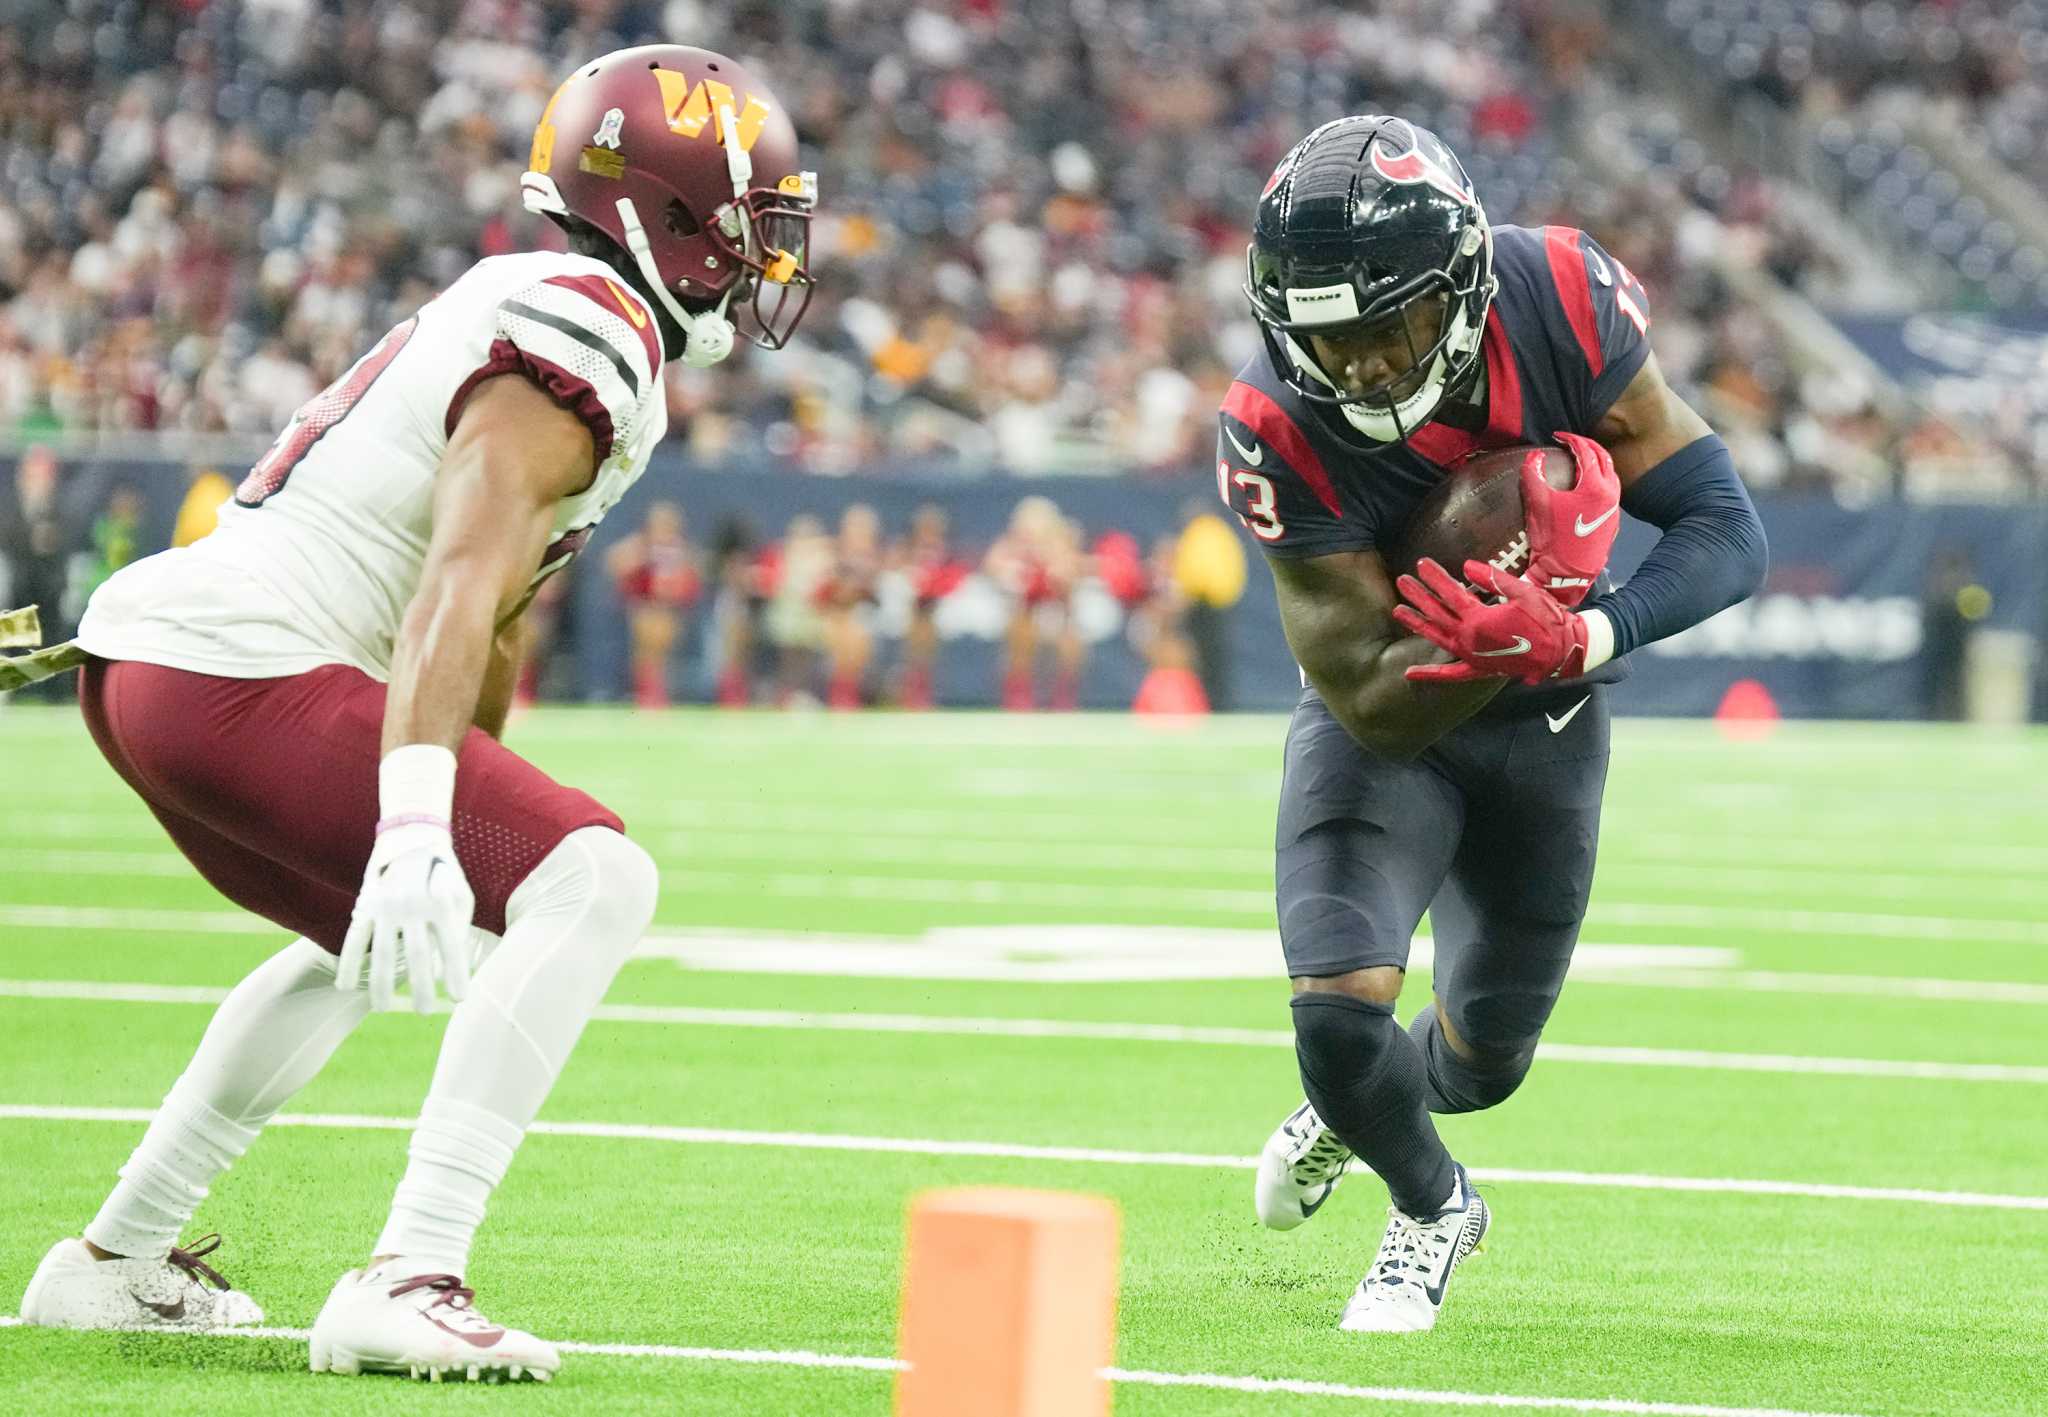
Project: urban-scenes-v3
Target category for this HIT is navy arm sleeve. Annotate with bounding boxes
[1583,434,1768,657]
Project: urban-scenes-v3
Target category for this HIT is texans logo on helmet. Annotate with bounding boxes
[1368,125,1476,209]
[1262,153,1295,199]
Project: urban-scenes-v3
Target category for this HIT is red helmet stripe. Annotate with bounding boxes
[1221,381,1341,518]
[1542,227,1604,379]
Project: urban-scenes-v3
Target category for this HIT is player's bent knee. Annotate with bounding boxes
[1410,1003,1537,1113]
[575,827,659,949]
[1292,964,1404,1008]
[1290,990,1397,1095]
[506,826,659,965]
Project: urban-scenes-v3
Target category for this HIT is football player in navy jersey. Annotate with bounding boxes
[1222,116,1768,1333]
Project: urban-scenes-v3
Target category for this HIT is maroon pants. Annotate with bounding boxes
[77,657,624,952]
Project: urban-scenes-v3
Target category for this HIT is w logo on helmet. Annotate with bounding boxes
[1368,123,1477,209]
[652,70,772,150]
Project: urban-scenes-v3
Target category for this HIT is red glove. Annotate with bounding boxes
[1521,431,1620,607]
[1393,558,1589,685]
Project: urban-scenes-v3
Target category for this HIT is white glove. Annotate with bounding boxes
[337,745,475,1014]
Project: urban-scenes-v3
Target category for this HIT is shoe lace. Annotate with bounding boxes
[167,1234,232,1292]
[1367,1208,1450,1293]
[388,1273,497,1330]
[1294,1128,1353,1183]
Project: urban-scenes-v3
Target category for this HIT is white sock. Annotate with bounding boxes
[85,938,369,1260]
[374,827,657,1276]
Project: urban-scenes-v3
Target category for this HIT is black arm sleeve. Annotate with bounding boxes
[1584,433,1768,658]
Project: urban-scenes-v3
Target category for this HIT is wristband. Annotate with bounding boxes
[379,743,458,827]
[1576,607,1616,672]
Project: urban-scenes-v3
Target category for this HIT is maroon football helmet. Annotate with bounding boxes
[520,44,815,365]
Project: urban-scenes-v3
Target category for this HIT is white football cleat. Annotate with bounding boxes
[20,1235,265,1330]
[1338,1162,1490,1333]
[309,1264,560,1382]
[1255,1100,1355,1231]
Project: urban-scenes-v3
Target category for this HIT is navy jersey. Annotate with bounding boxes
[1217,225,1651,562]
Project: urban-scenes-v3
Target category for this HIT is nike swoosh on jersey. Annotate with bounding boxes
[1574,505,1619,537]
[1546,694,1591,734]
[1225,426,1264,467]
[603,278,649,330]
[1473,637,1532,657]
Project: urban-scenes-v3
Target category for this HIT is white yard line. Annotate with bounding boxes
[1582,903,2048,944]
[10,844,2047,909]
[4,850,202,877]
[0,905,277,934]
[1574,968,2048,1006]
[0,1316,1879,1417]
[9,803,2044,867]
[0,1105,2041,1212]
[13,887,2042,942]
[3,979,2042,1084]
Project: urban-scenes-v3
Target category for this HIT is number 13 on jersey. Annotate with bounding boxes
[1219,459,1285,541]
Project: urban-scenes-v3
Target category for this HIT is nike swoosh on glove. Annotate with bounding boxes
[1520,431,1620,607]
[1393,557,1590,685]
[337,821,476,1014]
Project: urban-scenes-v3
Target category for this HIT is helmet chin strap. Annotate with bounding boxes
[614,196,736,368]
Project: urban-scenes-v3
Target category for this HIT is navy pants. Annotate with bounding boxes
[1274,685,1610,1053]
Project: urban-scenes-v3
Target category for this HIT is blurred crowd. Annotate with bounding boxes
[1691,0,2048,192]
[548,490,1246,711]
[0,443,1249,710]
[0,0,2040,496]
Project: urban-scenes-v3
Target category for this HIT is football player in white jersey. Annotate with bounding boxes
[18,45,816,1382]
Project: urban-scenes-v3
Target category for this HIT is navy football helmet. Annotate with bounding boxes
[1244,116,1496,450]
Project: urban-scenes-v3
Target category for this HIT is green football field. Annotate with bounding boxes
[0,705,2043,1417]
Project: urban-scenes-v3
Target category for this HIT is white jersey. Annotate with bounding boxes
[78,250,668,679]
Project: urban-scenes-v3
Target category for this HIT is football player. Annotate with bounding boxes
[1220,117,1767,1332]
[18,45,816,1381]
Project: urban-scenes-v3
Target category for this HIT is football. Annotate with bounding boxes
[1386,444,1577,584]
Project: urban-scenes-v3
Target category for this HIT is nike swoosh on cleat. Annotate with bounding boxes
[1546,695,1591,734]
[1422,1244,1461,1308]
[1573,505,1619,537]
[1299,1183,1334,1219]
[132,1291,185,1321]
[1473,637,1532,657]
[427,1316,507,1348]
[1225,427,1264,467]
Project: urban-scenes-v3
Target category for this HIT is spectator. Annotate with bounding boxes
[985,496,1086,711]
[607,500,703,709]
[763,513,834,707]
[0,446,75,699]
[1170,502,1248,711]
[894,502,969,709]
[706,514,768,708]
[818,503,883,710]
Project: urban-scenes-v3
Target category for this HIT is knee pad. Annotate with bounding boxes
[1290,991,1398,1096]
[576,827,660,951]
[505,826,659,970]
[1408,1003,1536,1114]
